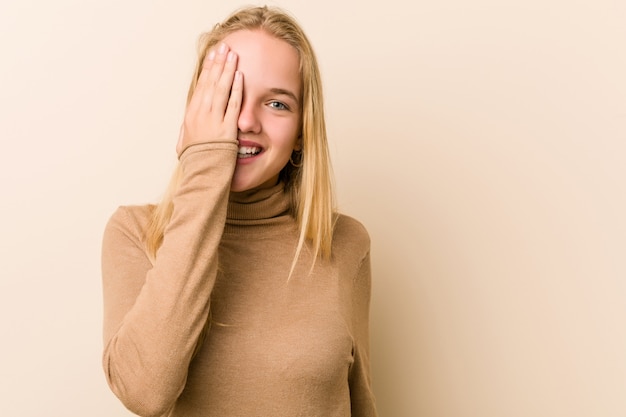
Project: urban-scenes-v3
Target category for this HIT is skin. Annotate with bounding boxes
[177,30,302,192]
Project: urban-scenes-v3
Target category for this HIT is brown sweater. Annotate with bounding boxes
[101,140,377,417]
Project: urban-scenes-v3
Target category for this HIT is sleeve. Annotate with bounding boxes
[349,250,379,417]
[101,141,237,417]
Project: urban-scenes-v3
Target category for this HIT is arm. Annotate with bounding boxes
[102,142,236,416]
[349,251,379,417]
[101,43,242,417]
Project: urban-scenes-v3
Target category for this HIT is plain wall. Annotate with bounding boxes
[0,0,624,416]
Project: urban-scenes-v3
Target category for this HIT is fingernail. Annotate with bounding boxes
[227,51,235,62]
[218,43,227,54]
[207,50,215,60]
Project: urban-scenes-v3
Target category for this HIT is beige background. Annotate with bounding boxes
[1,0,624,416]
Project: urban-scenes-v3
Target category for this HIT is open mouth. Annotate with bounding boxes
[237,146,262,159]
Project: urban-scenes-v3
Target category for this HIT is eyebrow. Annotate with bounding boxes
[269,88,300,106]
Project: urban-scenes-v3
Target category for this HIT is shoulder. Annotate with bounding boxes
[103,204,155,249]
[332,213,371,260]
[334,214,370,243]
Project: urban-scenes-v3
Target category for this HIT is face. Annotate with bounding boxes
[224,29,302,192]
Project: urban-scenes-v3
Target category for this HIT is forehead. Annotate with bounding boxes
[223,30,301,97]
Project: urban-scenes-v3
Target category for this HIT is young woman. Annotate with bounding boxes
[101,6,377,417]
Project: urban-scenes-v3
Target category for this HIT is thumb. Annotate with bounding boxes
[176,124,185,157]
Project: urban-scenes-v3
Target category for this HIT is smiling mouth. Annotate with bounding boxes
[237,146,262,159]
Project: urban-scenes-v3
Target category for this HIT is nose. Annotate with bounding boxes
[237,97,261,134]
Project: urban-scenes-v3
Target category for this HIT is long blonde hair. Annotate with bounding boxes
[144,6,336,273]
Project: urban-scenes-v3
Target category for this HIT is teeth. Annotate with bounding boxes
[237,146,261,155]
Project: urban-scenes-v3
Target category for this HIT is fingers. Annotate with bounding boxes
[211,51,238,116]
[223,70,243,137]
[191,43,236,113]
[178,42,241,154]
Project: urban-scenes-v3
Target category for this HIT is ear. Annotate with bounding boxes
[293,135,303,152]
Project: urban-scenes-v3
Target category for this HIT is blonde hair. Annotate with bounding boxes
[144,6,336,275]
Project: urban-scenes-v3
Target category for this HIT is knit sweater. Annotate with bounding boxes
[101,140,377,417]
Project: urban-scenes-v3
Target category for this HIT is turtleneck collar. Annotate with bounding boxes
[224,182,296,235]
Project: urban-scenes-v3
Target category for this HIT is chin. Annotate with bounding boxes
[230,178,261,192]
[230,183,248,192]
[230,175,279,193]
